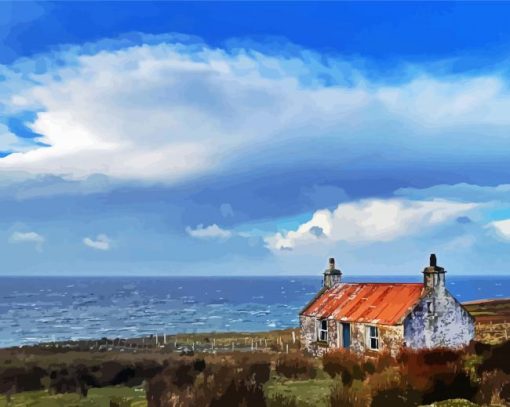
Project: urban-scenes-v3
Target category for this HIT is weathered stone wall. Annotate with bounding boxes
[300,315,316,350]
[300,314,404,356]
[351,322,403,356]
[299,315,329,356]
[403,288,474,349]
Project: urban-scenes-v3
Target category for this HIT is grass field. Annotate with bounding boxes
[265,370,334,407]
[0,386,146,407]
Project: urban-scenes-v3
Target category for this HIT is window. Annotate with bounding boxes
[427,301,434,314]
[367,326,379,350]
[318,319,328,342]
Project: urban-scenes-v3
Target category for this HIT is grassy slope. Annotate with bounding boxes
[463,298,510,323]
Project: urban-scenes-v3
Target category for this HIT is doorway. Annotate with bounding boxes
[342,323,351,349]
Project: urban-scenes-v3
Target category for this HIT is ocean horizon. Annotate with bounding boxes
[0,275,509,348]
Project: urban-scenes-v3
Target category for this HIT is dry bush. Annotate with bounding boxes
[367,367,403,394]
[369,367,421,407]
[372,351,397,373]
[147,354,271,407]
[475,369,510,406]
[0,366,47,393]
[330,382,370,407]
[323,350,365,386]
[397,347,478,404]
[275,353,316,380]
[370,386,422,407]
[397,347,464,391]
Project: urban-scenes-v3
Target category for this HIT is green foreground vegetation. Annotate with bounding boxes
[264,377,333,407]
[0,386,146,407]
[0,382,496,407]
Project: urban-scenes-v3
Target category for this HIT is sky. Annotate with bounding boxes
[2,2,510,276]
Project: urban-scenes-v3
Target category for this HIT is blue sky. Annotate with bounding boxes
[2,2,510,276]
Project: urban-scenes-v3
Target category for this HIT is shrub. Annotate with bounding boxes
[146,354,272,407]
[397,348,465,392]
[275,353,316,380]
[330,382,370,407]
[369,367,422,407]
[371,387,422,407]
[210,378,266,407]
[248,362,271,385]
[373,351,397,373]
[421,371,478,405]
[362,361,376,375]
[0,366,47,393]
[323,350,365,385]
[475,370,510,406]
[468,340,492,358]
[478,340,510,375]
[368,367,404,394]
[396,347,479,404]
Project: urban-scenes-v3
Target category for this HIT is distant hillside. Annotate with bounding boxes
[463,298,510,344]
[463,297,510,323]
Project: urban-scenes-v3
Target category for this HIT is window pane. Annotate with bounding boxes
[322,320,327,329]
[371,338,378,349]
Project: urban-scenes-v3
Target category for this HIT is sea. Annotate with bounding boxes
[0,275,509,348]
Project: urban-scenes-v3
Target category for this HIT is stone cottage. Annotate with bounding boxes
[299,255,475,356]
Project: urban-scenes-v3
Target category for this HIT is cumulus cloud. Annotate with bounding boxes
[2,38,510,185]
[9,231,45,251]
[266,199,478,251]
[83,234,111,250]
[186,224,232,239]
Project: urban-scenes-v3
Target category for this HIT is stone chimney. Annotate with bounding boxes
[323,257,342,289]
[422,253,446,290]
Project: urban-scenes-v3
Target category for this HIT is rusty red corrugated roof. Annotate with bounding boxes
[300,283,425,325]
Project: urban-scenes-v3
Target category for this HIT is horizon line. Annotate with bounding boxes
[0,274,507,278]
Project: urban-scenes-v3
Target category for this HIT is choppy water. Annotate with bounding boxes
[0,275,508,348]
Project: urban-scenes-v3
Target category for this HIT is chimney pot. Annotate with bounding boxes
[430,253,437,267]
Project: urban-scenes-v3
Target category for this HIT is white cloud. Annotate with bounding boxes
[487,219,510,241]
[83,234,111,250]
[9,231,45,251]
[186,224,232,239]
[266,199,478,251]
[2,39,510,183]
